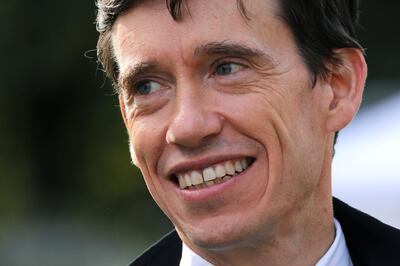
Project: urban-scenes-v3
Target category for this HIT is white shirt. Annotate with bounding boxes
[179,219,353,266]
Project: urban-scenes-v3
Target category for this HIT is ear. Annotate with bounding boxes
[325,48,367,132]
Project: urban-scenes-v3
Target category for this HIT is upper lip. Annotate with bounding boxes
[164,154,254,179]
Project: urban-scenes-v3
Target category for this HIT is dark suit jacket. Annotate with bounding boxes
[129,198,400,266]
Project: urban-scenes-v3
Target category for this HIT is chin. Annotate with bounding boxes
[179,219,264,252]
[190,235,243,251]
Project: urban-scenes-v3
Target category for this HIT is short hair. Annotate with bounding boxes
[95,0,364,147]
[95,0,363,86]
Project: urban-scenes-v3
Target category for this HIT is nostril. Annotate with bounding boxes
[165,104,223,148]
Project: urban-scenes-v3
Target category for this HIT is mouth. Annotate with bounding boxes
[171,157,255,190]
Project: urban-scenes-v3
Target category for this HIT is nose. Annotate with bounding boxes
[166,87,223,148]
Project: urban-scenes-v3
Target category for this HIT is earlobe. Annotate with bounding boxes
[326,48,367,132]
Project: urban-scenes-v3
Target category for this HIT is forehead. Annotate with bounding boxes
[111,0,288,73]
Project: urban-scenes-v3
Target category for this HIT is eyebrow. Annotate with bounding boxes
[118,61,162,92]
[118,41,274,91]
[194,41,269,59]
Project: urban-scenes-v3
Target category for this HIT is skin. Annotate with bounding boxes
[112,0,367,265]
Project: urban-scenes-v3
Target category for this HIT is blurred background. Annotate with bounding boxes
[0,1,399,265]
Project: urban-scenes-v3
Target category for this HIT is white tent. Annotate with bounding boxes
[333,91,400,229]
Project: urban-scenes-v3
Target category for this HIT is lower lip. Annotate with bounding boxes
[172,162,254,203]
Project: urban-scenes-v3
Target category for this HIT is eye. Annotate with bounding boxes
[134,80,162,95]
[215,62,245,76]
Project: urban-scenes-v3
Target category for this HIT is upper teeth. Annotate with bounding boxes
[177,158,250,189]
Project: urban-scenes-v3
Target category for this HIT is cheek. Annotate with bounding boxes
[128,120,173,212]
[215,91,285,178]
[127,117,166,182]
[215,86,318,179]
[215,90,286,147]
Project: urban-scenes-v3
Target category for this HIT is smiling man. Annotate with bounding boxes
[95,0,400,265]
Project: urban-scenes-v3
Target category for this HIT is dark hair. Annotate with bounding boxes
[95,0,363,85]
[96,0,185,85]
[95,0,364,147]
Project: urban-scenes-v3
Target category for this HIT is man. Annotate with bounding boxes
[95,0,400,265]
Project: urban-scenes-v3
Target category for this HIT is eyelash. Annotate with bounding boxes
[125,59,248,95]
[212,60,247,77]
[129,78,164,96]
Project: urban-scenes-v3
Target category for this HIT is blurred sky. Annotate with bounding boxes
[333,83,400,229]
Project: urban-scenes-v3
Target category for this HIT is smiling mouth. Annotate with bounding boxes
[172,157,255,190]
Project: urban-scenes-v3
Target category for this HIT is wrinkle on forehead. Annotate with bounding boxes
[111,0,287,77]
[111,0,255,48]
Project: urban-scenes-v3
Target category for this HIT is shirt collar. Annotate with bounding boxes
[316,218,353,266]
[180,218,352,266]
[180,242,213,266]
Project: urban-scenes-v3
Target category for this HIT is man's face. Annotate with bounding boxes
[113,0,330,249]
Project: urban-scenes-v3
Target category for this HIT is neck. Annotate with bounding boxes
[195,198,334,266]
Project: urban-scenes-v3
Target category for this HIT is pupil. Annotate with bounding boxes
[137,82,151,95]
[218,64,232,75]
